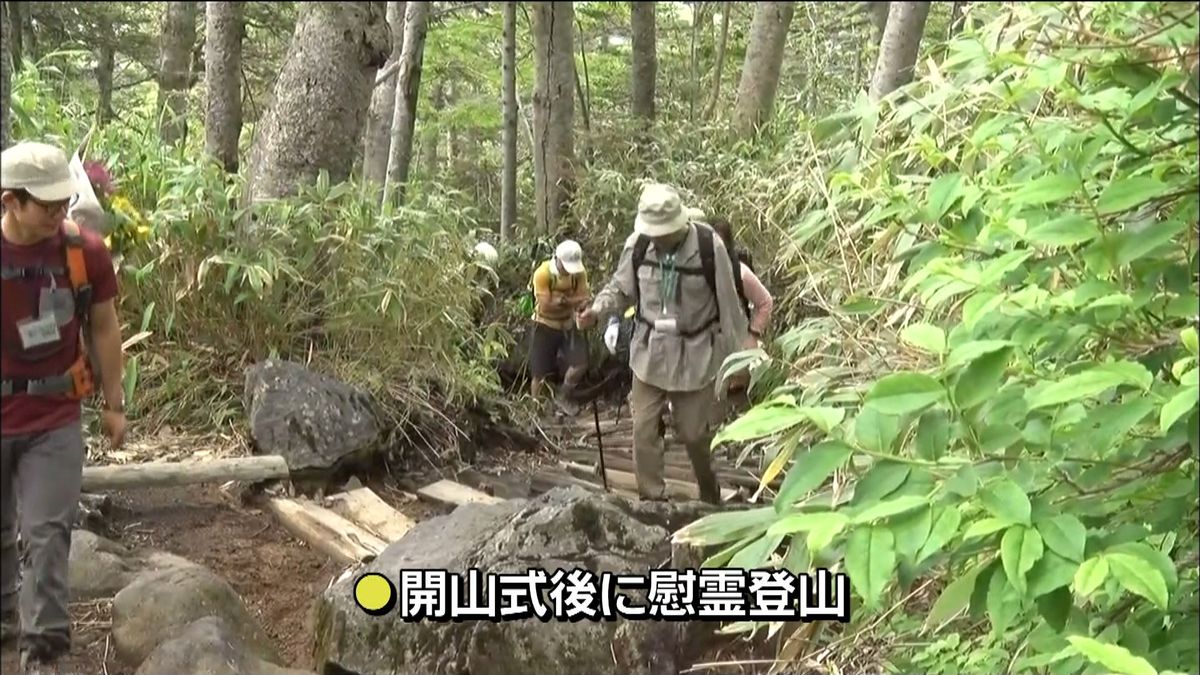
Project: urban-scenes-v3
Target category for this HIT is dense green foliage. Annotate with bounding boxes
[678,3,1199,673]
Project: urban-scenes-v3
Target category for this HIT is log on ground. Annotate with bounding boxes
[82,455,291,492]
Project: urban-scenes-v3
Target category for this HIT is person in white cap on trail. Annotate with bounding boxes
[577,183,748,504]
[528,239,592,412]
[1,141,127,671]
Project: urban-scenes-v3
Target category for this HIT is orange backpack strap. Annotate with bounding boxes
[61,220,94,324]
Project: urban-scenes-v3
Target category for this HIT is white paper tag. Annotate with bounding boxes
[18,315,61,349]
[654,317,678,334]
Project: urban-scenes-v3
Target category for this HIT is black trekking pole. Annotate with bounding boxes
[592,397,610,492]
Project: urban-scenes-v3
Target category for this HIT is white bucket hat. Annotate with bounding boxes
[634,183,689,237]
[555,239,585,275]
[1,141,78,202]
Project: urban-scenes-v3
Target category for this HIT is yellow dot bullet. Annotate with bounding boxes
[354,572,396,616]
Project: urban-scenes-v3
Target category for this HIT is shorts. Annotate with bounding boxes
[530,322,589,378]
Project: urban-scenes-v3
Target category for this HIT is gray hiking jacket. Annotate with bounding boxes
[591,224,749,393]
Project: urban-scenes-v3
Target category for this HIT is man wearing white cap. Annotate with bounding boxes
[577,183,748,504]
[1,141,127,670]
[528,239,591,411]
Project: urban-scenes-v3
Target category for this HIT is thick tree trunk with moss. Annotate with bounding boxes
[869,1,931,101]
[204,0,244,173]
[531,1,577,235]
[362,0,406,188]
[243,2,390,208]
[731,1,795,138]
[157,1,199,146]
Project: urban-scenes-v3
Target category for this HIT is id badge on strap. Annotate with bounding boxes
[18,315,61,349]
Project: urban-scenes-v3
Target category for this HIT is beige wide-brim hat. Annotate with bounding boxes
[0,141,78,202]
[634,183,690,237]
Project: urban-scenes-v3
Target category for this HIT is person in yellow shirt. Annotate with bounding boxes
[529,240,591,409]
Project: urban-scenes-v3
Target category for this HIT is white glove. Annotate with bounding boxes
[604,322,619,354]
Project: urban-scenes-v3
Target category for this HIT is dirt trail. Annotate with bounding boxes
[0,482,433,674]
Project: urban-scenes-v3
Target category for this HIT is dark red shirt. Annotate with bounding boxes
[1,222,119,436]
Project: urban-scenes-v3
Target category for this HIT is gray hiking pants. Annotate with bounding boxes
[0,423,84,655]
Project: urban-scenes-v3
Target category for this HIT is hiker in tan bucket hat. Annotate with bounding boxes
[577,183,748,503]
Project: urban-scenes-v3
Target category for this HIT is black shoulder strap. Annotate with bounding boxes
[632,235,651,270]
[631,235,651,322]
[696,225,720,323]
[729,247,751,321]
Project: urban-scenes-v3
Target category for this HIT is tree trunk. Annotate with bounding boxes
[421,81,443,175]
[630,1,656,124]
[1,0,11,151]
[703,6,731,120]
[731,1,795,138]
[869,2,890,46]
[243,2,390,207]
[382,0,431,208]
[204,0,244,173]
[157,1,199,146]
[6,1,21,77]
[362,0,406,188]
[531,1,576,235]
[95,44,115,127]
[869,1,931,101]
[948,1,967,36]
[500,0,517,244]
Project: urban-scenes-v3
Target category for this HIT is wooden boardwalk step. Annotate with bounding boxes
[562,462,739,503]
[265,496,387,565]
[417,479,505,507]
[324,487,414,543]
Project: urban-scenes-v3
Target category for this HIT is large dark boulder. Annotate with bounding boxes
[244,359,387,486]
[313,487,720,675]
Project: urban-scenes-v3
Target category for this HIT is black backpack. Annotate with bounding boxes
[629,223,752,338]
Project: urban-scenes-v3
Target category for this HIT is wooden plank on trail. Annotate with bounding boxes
[530,468,640,501]
[563,448,769,491]
[324,488,414,543]
[83,455,291,492]
[562,462,738,503]
[265,496,386,565]
[417,479,505,507]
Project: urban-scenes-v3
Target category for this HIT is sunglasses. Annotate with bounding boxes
[28,195,72,212]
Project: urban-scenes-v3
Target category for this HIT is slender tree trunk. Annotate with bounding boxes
[948,1,967,36]
[688,2,702,120]
[869,1,931,101]
[731,1,795,138]
[157,1,199,146]
[500,1,518,244]
[383,0,430,207]
[363,0,406,188]
[630,1,656,124]
[531,1,576,235]
[95,44,115,127]
[7,1,22,76]
[1,1,11,151]
[421,81,443,175]
[243,2,390,208]
[704,6,731,120]
[204,0,244,173]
